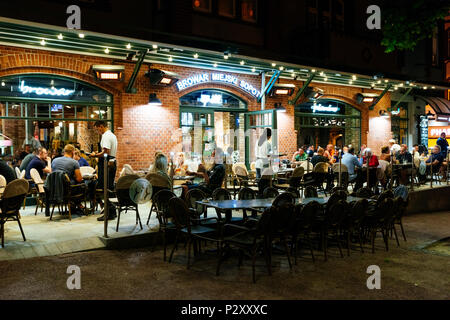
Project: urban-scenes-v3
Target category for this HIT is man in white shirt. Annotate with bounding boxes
[90,121,118,221]
[255,128,272,179]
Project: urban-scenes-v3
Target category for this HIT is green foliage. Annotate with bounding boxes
[381,0,450,53]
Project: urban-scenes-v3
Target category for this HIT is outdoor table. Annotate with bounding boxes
[197,196,371,222]
[173,175,196,186]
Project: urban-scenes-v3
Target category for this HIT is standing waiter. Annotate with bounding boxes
[90,121,118,221]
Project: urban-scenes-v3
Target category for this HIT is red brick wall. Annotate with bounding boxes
[0,45,391,174]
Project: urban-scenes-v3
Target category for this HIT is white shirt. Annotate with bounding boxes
[391,144,401,153]
[101,130,118,157]
[255,140,272,170]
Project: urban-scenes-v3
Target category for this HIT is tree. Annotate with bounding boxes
[381,0,450,53]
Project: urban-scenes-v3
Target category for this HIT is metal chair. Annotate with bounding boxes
[262,187,279,199]
[30,168,46,215]
[0,179,29,247]
[0,175,6,198]
[168,197,221,272]
[115,174,143,232]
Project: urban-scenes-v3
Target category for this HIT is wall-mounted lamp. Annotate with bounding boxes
[356,93,378,104]
[269,84,296,97]
[148,93,162,107]
[305,87,324,101]
[379,110,390,118]
[146,68,179,87]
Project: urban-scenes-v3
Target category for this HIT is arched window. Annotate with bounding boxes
[0,74,113,159]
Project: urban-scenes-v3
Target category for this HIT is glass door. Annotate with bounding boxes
[244,110,278,170]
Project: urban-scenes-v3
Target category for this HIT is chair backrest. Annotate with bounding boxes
[254,206,274,237]
[186,188,208,213]
[80,166,96,176]
[332,190,348,201]
[332,163,349,173]
[292,166,305,178]
[19,170,26,179]
[314,162,329,173]
[331,186,348,195]
[3,179,29,199]
[273,192,295,207]
[233,163,248,177]
[376,198,394,222]
[298,200,321,228]
[250,162,256,171]
[271,203,296,234]
[355,187,374,199]
[15,167,21,179]
[300,161,313,172]
[1,179,29,216]
[286,187,300,199]
[168,197,191,232]
[153,189,177,223]
[326,192,345,213]
[263,187,279,199]
[304,186,318,198]
[349,198,369,225]
[238,187,256,200]
[30,168,45,193]
[0,175,6,194]
[145,172,171,188]
[115,174,140,206]
[326,200,350,225]
[211,188,232,201]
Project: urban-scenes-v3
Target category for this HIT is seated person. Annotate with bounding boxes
[184,147,226,197]
[74,149,89,167]
[379,146,391,162]
[292,148,308,162]
[20,150,37,172]
[50,144,84,213]
[20,144,32,161]
[354,148,379,191]
[51,144,83,185]
[395,145,413,185]
[25,147,52,180]
[341,147,361,182]
[425,145,444,175]
[323,144,336,163]
[175,152,188,176]
[311,147,331,167]
[150,153,173,192]
[0,159,17,184]
[306,146,315,158]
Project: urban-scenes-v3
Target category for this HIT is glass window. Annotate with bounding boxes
[295,100,361,150]
[241,0,257,23]
[218,0,236,18]
[0,75,113,104]
[391,103,409,146]
[193,0,211,12]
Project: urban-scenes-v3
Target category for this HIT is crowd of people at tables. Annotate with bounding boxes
[0,124,448,221]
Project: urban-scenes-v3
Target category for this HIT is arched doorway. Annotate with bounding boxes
[179,89,248,164]
[295,99,361,150]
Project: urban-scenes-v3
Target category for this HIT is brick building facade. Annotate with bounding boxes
[0,44,393,173]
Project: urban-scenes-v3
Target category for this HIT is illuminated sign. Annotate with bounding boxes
[199,94,223,106]
[429,127,450,138]
[176,73,261,98]
[19,81,75,96]
[311,103,340,113]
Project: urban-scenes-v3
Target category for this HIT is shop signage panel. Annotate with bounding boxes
[176,73,261,99]
[429,126,450,138]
